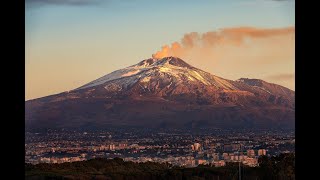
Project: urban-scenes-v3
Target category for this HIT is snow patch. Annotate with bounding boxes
[166,82,173,88]
[141,76,151,83]
[121,70,140,77]
[159,67,171,73]
[254,86,271,94]
[186,75,195,81]
[190,71,209,85]
[214,77,238,90]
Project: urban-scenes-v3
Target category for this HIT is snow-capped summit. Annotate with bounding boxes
[77,56,241,93]
[77,57,192,90]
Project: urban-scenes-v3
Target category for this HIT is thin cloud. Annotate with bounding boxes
[26,0,104,6]
[237,0,294,7]
[266,73,295,81]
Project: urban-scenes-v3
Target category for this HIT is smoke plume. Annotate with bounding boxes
[152,27,294,59]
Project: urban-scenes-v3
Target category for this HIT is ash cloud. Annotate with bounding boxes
[152,27,294,59]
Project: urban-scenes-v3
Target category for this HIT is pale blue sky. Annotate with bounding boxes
[26,0,295,100]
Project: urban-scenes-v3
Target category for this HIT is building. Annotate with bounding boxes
[209,144,215,149]
[184,159,196,167]
[99,145,106,151]
[247,149,255,157]
[80,153,87,158]
[213,160,226,167]
[197,159,207,165]
[213,153,220,161]
[243,157,258,167]
[118,143,128,149]
[108,144,116,150]
[224,143,242,152]
[230,155,235,161]
[239,155,247,161]
[223,144,233,152]
[258,149,267,156]
[222,153,230,160]
[205,139,210,145]
[222,153,228,159]
[193,143,201,151]
[231,144,242,151]
[234,155,239,161]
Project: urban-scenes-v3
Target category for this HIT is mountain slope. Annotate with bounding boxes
[25,57,294,130]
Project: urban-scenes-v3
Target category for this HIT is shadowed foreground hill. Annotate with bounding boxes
[25,153,295,180]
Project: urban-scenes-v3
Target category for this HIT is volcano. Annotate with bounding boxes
[25,57,294,130]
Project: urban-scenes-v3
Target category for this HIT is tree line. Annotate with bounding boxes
[25,153,295,180]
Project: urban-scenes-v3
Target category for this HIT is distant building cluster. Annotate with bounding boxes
[122,146,264,167]
[25,129,295,167]
[39,156,86,164]
[258,149,267,156]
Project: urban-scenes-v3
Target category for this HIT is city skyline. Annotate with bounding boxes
[25,128,295,167]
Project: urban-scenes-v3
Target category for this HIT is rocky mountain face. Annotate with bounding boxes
[25,57,295,130]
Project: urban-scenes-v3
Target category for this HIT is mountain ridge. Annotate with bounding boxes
[25,57,294,130]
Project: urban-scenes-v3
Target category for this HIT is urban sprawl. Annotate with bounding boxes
[25,128,295,167]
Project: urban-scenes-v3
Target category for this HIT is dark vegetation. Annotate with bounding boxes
[25,153,294,180]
